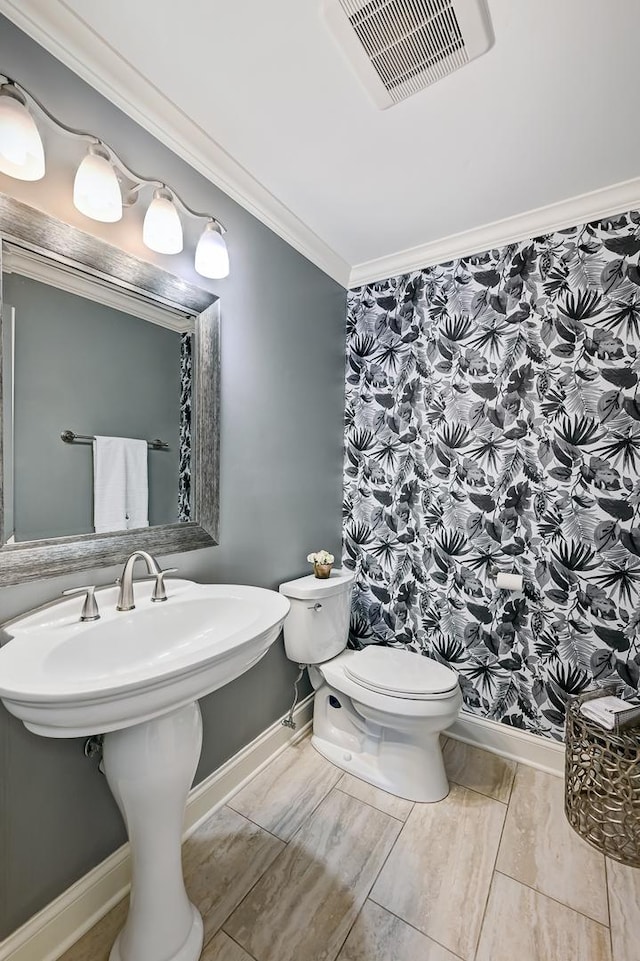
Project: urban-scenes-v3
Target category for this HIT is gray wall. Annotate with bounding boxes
[0,16,346,940]
[4,273,181,539]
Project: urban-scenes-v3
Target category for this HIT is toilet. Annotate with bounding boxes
[279,569,462,802]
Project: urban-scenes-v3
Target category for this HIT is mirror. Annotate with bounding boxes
[3,247,192,540]
[0,194,220,585]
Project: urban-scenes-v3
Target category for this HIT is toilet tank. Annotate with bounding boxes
[279,569,355,664]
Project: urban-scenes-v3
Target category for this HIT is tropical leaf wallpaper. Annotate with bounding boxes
[178,331,192,523]
[343,209,640,741]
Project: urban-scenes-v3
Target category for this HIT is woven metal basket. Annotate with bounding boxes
[565,691,640,867]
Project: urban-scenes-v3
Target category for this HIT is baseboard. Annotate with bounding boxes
[0,695,314,961]
[447,710,565,778]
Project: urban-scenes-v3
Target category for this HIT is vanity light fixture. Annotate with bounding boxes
[195,220,230,279]
[73,143,123,223]
[0,83,45,181]
[143,187,183,255]
[0,74,230,277]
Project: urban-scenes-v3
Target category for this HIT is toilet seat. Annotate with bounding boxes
[319,650,460,715]
[343,647,458,699]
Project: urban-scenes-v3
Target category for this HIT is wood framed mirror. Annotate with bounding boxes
[0,194,219,586]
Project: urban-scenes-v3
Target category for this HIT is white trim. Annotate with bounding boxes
[3,246,193,332]
[0,694,313,961]
[349,175,640,287]
[0,1,351,288]
[447,710,565,778]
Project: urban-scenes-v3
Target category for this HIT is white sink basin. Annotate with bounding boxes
[0,578,290,736]
[0,575,291,961]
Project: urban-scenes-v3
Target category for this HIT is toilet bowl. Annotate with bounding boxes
[279,570,462,802]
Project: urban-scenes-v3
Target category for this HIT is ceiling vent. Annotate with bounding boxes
[323,0,494,109]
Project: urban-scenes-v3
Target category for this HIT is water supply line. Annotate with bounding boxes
[282,665,306,729]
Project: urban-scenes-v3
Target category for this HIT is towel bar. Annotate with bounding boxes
[61,430,169,451]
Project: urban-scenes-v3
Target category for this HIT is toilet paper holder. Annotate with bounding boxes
[488,566,524,592]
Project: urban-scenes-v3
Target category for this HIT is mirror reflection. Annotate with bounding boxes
[1,245,193,542]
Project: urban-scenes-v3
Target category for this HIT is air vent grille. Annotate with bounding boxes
[325,0,493,108]
[343,0,466,100]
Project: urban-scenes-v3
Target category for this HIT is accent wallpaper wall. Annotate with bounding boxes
[343,208,640,741]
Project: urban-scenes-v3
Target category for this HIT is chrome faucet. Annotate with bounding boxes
[116,550,165,611]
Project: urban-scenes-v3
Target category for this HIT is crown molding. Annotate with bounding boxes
[0,0,351,288]
[348,175,640,288]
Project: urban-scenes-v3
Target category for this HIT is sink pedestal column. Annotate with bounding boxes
[103,702,204,961]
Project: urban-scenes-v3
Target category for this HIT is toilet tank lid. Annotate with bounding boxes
[279,568,355,600]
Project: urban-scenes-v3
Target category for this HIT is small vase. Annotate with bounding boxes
[313,563,332,579]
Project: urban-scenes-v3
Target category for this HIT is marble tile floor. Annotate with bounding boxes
[60,734,637,961]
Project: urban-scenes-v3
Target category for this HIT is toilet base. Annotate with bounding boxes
[311,731,450,803]
[310,676,460,803]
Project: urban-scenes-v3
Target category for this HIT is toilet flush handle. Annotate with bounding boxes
[308,602,323,612]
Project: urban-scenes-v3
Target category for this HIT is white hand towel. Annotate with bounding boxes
[93,436,149,533]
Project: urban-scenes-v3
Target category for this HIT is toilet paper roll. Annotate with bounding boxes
[496,572,524,591]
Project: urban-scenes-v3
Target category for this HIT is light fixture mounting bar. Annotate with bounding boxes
[0,73,228,275]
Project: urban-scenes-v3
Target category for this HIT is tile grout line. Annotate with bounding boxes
[277,774,345,845]
[189,807,290,953]
[493,870,611,930]
[217,839,293,954]
[208,744,390,956]
[444,740,516,806]
[603,858,614,961]
[226,744,342,844]
[366,896,467,961]
[221,804,294,845]
[218,781,354,955]
[344,772,510,961]
[446,775,509,806]
[505,757,518,806]
[341,768,514,961]
[221,929,260,961]
[469,767,515,961]
[332,785,413,823]
[196,833,285,953]
[221,786,404,961]
[492,763,611,929]
[330,813,407,961]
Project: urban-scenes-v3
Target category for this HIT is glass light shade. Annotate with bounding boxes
[195,222,229,279]
[73,145,122,223]
[0,88,45,181]
[143,189,183,254]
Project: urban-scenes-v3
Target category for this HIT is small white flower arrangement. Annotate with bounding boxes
[307,550,335,565]
[307,549,335,578]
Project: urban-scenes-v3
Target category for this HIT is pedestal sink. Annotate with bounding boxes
[0,578,290,961]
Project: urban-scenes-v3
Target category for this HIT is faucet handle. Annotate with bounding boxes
[62,585,100,622]
[151,569,178,603]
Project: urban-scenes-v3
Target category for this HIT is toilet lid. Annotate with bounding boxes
[345,647,458,697]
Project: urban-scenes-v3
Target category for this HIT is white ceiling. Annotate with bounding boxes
[3,0,640,286]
